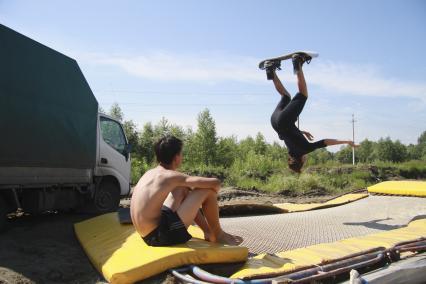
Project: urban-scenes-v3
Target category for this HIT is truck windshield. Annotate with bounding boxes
[100,117,127,154]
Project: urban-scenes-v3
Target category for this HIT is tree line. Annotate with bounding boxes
[102,103,426,186]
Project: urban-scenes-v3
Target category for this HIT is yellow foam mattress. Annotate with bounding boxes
[368,180,426,197]
[231,218,426,279]
[74,213,248,284]
[273,193,369,212]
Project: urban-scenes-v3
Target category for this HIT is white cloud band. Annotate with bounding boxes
[78,51,426,101]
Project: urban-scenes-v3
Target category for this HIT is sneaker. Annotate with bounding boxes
[263,60,281,70]
[292,54,312,74]
[264,60,281,80]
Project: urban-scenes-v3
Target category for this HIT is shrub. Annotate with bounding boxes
[130,157,150,185]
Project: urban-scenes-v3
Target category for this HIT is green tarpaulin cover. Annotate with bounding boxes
[0,24,98,169]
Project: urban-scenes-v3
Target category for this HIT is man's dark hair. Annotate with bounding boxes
[154,135,183,165]
[287,155,304,173]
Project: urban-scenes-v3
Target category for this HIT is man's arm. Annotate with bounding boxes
[301,131,314,141]
[173,173,221,192]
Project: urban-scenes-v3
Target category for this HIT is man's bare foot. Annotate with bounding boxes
[204,231,214,242]
[216,231,243,246]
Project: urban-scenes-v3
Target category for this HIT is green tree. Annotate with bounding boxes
[216,136,238,168]
[237,136,256,158]
[308,148,333,165]
[356,139,376,162]
[109,102,124,122]
[417,131,426,161]
[265,141,288,163]
[418,131,426,145]
[183,128,196,167]
[375,137,407,162]
[153,117,171,138]
[191,109,218,165]
[122,120,140,157]
[139,122,155,164]
[335,146,353,164]
[254,132,267,155]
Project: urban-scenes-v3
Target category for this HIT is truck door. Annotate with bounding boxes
[98,115,131,195]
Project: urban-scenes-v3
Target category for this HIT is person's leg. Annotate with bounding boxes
[273,56,310,129]
[292,55,308,97]
[275,91,307,130]
[270,71,292,132]
[272,70,291,98]
[177,188,243,245]
[296,68,308,98]
[164,187,212,240]
[163,187,189,211]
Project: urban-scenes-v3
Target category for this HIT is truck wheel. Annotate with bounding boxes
[93,180,120,213]
[0,196,7,232]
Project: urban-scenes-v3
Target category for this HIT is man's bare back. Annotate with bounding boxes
[130,166,182,236]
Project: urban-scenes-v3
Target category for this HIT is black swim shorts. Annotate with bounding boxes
[142,206,192,246]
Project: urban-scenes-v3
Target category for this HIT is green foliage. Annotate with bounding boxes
[395,160,426,179]
[139,122,155,164]
[123,120,139,156]
[130,157,150,185]
[374,137,407,162]
[109,102,124,122]
[216,136,238,168]
[356,139,376,162]
[335,145,353,163]
[307,148,333,165]
[109,103,425,194]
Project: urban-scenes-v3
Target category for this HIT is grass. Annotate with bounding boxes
[131,159,425,195]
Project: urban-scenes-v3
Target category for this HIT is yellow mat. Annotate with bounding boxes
[368,180,426,197]
[273,193,369,212]
[231,218,426,279]
[74,213,248,284]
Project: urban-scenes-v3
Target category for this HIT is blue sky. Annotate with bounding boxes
[1,0,425,148]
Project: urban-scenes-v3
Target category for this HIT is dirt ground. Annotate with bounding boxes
[0,188,339,284]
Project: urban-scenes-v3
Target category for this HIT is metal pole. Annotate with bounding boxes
[352,114,355,165]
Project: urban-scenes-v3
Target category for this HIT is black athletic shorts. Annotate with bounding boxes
[142,206,192,246]
[271,93,326,157]
[271,92,306,130]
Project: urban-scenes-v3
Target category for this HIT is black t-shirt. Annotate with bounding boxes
[280,125,326,158]
[271,92,327,158]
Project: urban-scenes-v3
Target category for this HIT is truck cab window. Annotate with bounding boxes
[100,117,127,155]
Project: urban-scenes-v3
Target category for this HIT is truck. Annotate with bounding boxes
[0,24,131,230]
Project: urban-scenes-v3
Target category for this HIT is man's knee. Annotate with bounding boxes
[193,187,218,197]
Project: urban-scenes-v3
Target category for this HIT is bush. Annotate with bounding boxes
[397,160,426,179]
[182,164,227,181]
[130,158,150,185]
[229,150,279,180]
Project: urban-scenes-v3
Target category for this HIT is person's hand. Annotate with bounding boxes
[348,141,359,147]
[302,131,314,141]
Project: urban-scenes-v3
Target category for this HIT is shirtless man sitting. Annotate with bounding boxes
[130,135,243,246]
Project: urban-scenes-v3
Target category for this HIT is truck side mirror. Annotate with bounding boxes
[124,144,132,161]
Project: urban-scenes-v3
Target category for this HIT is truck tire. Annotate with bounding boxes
[93,180,120,213]
[0,196,7,232]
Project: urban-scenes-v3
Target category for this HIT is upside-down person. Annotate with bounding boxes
[265,54,358,173]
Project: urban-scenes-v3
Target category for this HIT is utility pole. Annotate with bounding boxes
[352,114,356,165]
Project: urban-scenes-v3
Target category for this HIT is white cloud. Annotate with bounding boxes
[79,51,262,83]
[309,61,426,101]
[77,51,426,101]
